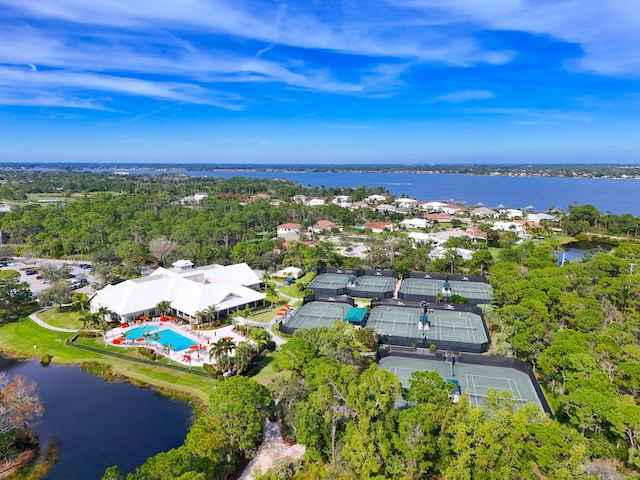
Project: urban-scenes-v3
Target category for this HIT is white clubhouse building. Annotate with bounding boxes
[90,260,265,324]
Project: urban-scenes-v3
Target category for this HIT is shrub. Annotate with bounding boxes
[429,344,437,351]
[450,294,469,304]
[202,363,216,376]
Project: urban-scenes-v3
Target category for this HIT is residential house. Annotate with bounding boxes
[312,220,340,233]
[363,221,394,233]
[307,198,326,207]
[365,194,387,204]
[277,223,302,236]
[470,206,498,218]
[401,218,429,229]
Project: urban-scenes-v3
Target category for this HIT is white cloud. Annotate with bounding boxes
[431,89,495,103]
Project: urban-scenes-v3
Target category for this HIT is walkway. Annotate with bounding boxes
[238,420,305,480]
[29,307,78,332]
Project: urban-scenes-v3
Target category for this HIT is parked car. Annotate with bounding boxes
[36,275,42,280]
[25,269,38,275]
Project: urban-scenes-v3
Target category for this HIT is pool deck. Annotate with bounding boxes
[105,321,248,367]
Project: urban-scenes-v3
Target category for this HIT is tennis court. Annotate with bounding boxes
[379,355,543,411]
[399,277,492,303]
[366,305,488,346]
[348,275,397,298]
[285,301,352,330]
[308,273,349,293]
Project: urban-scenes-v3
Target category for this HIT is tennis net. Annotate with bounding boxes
[431,323,477,331]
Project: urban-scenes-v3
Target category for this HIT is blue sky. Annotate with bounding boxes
[1,0,640,164]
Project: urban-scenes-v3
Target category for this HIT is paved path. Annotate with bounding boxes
[236,283,294,348]
[29,307,78,332]
[238,420,305,480]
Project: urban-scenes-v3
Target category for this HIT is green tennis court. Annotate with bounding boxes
[349,275,397,295]
[308,273,349,290]
[399,278,492,302]
[286,301,352,330]
[366,306,488,345]
[379,356,543,411]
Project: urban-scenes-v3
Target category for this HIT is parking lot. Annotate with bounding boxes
[0,257,97,298]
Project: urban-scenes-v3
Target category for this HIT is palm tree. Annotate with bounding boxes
[165,343,174,363]
[97,306,112,326]
[194,310,206,326]
[233,342,258,373]
[204,305,218,327]
[156,300,171,317]
[80,312,98,331]
[208,337,236,362]
[71,292,89,312]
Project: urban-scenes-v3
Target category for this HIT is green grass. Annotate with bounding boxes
[0,318,217,402]
[37,306,83,330]
[249,352,288,385]
[278,272,316,298]
[247,306,280,323]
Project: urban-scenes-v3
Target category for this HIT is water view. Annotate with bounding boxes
[0,357,193,479]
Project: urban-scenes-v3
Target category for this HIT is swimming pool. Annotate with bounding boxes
[124,325,198,352]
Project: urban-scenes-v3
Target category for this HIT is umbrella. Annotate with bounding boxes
[136,337,144,342]
[161,316,168,322]
[139,315,148,320]
[183,355,191,361]
[170,317,177,321]
[276,312,284,316]
[285,304,291,307]
[224,336,232,341]
[189,344,199,350]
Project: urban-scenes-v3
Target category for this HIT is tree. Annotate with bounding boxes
[0,270,31,322]
[149,236,181,266]
[208,337,236,362]
[71,292,89,312]
[38,280,71,307]
[38,263,70,283]
[275,337,317,376]
[471,249,494,276]
[156,300,171,316]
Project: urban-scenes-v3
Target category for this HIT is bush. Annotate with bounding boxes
[202,363,216,376]
[40,353,53,366]
[137,347,158,361]
[450,294,469,304]
[77,330,100,338]
[429,344,437,351]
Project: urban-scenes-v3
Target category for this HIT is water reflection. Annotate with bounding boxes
[0,357,193,479]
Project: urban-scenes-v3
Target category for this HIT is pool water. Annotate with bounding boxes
[124,325,198,351]
[156,329,199,351]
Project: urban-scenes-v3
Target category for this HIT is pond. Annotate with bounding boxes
[558,241,614,263]
[0,357,194,479]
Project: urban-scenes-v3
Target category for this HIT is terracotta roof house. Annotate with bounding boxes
[277,223,302,234]
[363,221,394,233]
[425,213,452,222]
[312,220,340,233]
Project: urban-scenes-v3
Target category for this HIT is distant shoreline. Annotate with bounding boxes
[2,162,640,180]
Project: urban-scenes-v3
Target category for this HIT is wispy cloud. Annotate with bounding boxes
[429,89,495,103]
[463,107,593,124]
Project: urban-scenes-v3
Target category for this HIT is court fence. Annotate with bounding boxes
[378,347,553,417]
[404,272,490,283]
[317,267,398,278]
[367,300,491,354]
[303,294,355,306]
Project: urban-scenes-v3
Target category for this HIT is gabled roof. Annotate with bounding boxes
[92,262,264,318]
[277,222,302,230]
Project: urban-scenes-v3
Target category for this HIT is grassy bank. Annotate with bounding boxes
[0,318,217,402]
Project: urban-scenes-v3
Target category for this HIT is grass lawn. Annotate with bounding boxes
[278,272,316,298]
[38,306,83,330]
[249,352,288,385]
[248,307,279,323]
[0,318,217,402]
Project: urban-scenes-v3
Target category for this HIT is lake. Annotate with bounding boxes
[121,169,640,215]
[0,357,193,479]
